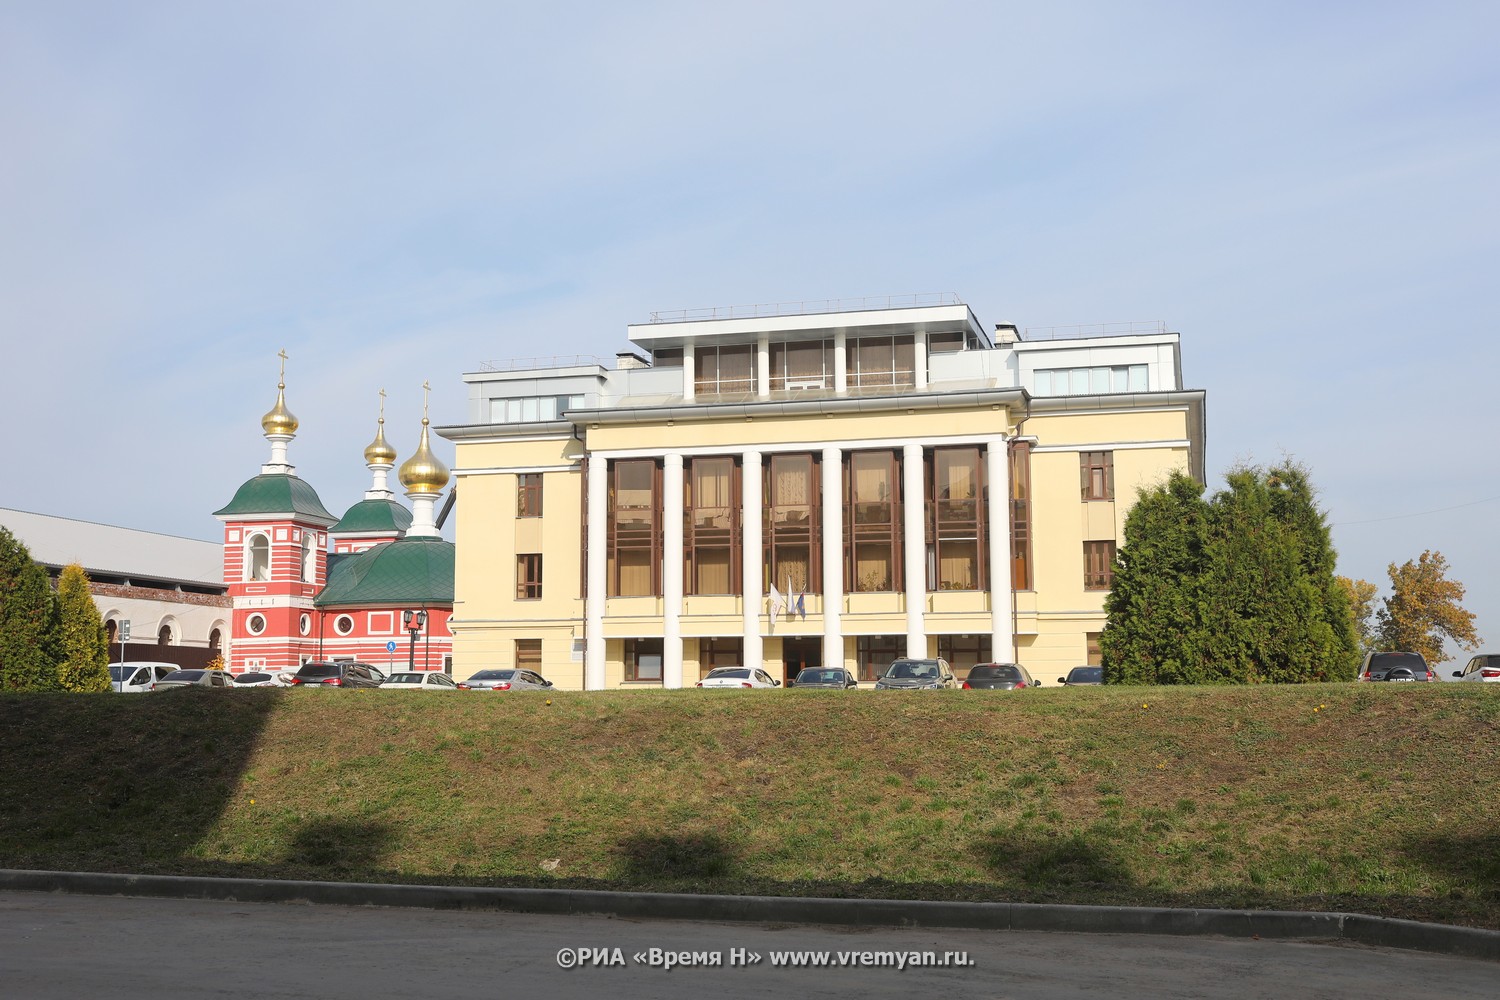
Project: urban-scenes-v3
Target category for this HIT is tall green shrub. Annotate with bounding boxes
[55,563,110,692]
[0,526,60,691]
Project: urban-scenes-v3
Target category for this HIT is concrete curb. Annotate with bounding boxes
[2,869,1496,962]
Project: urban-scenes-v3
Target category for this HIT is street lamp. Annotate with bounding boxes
[402,610,428,671]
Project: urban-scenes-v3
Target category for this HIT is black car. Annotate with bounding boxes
[1058,665,1104,686]
[874,658,957,690]
[288,661,384,688]
[963,663,1040,690]
[789,667,858,689]
[1357,651,1436,683]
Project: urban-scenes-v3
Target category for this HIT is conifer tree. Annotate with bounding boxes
[1100,472,1211,684]
[55,563,110,692]
[0,527,61,691]
[1102,463,1358,684]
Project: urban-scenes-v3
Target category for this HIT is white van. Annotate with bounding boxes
[109,661,180,693]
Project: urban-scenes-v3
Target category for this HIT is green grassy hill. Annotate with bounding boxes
[2,685,1497,928]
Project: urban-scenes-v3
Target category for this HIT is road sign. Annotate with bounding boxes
[386,640,398,653]
[119,620,131,642]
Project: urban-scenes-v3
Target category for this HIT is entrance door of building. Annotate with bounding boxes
[781,637,821,685]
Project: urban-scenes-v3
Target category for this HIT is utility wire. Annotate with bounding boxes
[1332,494,1500,527]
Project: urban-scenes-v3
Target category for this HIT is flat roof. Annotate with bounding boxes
[627,302,988,350]
[0,508,223,589]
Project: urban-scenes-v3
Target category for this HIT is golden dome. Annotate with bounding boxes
[261,382,298,436]
[398,418,450,494]
[364,418,397,466]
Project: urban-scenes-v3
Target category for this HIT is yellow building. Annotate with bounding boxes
[436,296,1205,688]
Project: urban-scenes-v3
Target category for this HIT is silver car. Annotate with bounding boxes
[382,671,460,691]
[874,658,957,690]
[457,669,553,691]
[155,669,235,690]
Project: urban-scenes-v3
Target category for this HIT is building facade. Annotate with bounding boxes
[437,296,1205,687]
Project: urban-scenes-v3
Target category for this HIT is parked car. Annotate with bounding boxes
[155,669,235,690]
[287,661,384,688]
[109,662,179,693]
[457,669,553,691]
[232,671,281,688]
[1357,651,1436,683]
[382,671,459,691]
[874,658,957,690]
[963,663,1040,690]
[788,667,858,689]
[1452,654,1500,683]
[696,667,780,689]
[1057,665,1104,686]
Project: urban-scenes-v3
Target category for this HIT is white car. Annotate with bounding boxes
[109,662,179,693]
[1452,654,1500,683]
[381,671,459,691]
[696,666,780,689]
[232,671,282,688]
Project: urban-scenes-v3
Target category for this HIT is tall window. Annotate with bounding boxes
[856,635,904,682]
[938,634,992,681]
[1080,451,1114,501]
[845,335,915,389]
[1084,541,1116,590]
[516,639,542,671]
[845,451,901,592]
[517,553,543,600]
[626,638,664,682]
[764,453,819,593]
[608,459,660,596]
[927,447,984,590]
[685,457,738,595]
[518,473,543,517]
[693,344,755,396]
[698,637,743,680]
[1009,441,1032,590]
[769,340,832,390]
[247,534,270,582]
[300,534,315,583]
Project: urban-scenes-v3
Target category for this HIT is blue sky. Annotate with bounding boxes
[3,1,1496,662]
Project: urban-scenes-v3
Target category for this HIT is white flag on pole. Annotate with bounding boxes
[768,581,784,632]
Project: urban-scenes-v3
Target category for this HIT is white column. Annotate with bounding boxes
[585,456,608,689]
[662,453,684,688]
[903,443,926,658]
[756,334,770,399]
[987,438,1014,663]
[821,446,843,670]
[740,449,763,671]
[683,344,695,403]
[913,333,928,390]
[833,331,848,395]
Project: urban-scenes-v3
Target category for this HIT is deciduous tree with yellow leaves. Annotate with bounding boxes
[1375,550,1479,665]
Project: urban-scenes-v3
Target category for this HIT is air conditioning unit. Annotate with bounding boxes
[785,379,824,390]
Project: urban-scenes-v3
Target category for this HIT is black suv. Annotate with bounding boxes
[1357,651,1436,683]
[288,661,384,688]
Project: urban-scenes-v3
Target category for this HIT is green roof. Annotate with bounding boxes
[314,535,454,607]
[213,474,337,524]
[330,498,413,535]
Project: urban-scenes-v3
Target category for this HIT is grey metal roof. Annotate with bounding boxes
[0,508,223,589]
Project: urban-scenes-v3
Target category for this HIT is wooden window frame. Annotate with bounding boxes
[517,473,543,517]
[856,635,904,682]
[925,446,986,591]
[768,340,832,391]
[763,452,821,594]
[1080,451,1114,501]
[844,335,916,389]
[693,344,756,396]
[684,456,741,596]
[607,458,662,597]
[698,636,743,679]
[516,553,543,600]
[844,450,902,592]
[515,638,542,671]
[1009,440,1033,590]
[625,638,664,682]
[1084,540,1116,591]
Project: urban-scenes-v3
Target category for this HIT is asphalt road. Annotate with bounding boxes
[1,890,1493,999]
